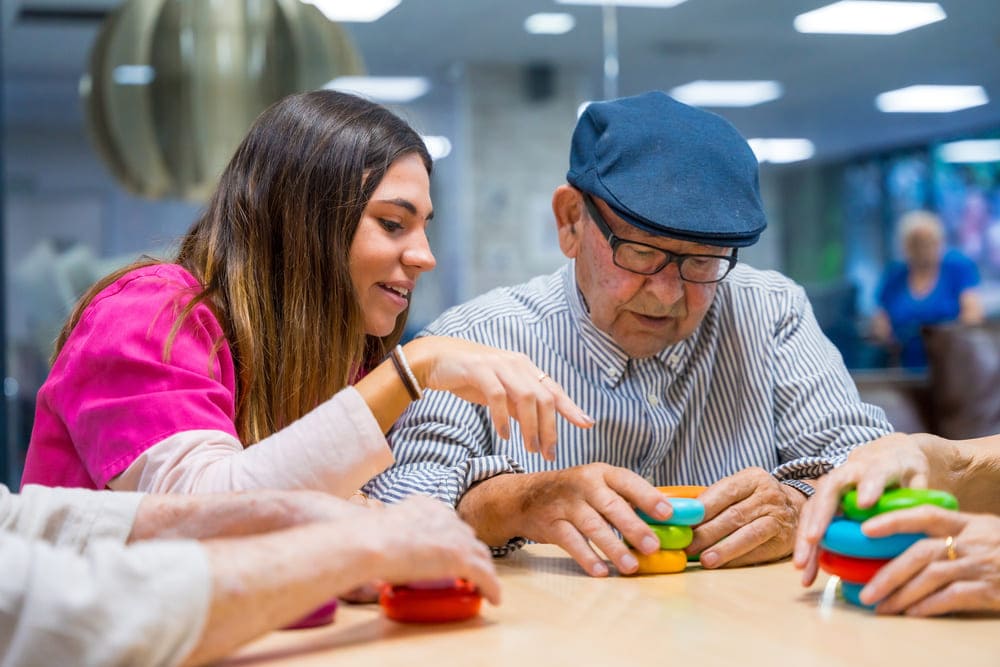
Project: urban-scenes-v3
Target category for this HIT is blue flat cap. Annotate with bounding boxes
[567,91,766,247]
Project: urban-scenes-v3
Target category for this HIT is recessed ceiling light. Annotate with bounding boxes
[794,1,946,35]
[669,80,783,108]
[937,139,1000,163]
[524,13,576,35]
[421,135,452,160]
[302,0,400,23]
[324,76,430,103]
[112,65,155,86]
[748,139,815,164]
[556,0,688,7]
[875,85,988,113]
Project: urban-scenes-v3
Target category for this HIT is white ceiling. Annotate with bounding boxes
[3,0,1000,163]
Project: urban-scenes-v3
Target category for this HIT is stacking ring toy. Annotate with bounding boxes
[284,598,337,629]
[650,524,694,550]
[839,581,876,610]
[379,578,482,623]
[821,518,923,559]
[840,488,959,522]
[637,498,705,526]
[818,549,889,584]
[625,549,687,575]
[625,524,693,550]
[656,485,708,499]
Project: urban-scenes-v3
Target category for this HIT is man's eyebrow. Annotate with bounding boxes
[373,198,434,220]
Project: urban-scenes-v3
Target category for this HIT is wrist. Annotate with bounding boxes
[401,338,432,390]
[458,472,526,547]
[780,478,815,510]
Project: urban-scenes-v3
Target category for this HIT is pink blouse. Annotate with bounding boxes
[23,264,239,489]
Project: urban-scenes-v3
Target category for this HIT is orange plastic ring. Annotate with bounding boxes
[656,485,708,499]
[624,549,687,575]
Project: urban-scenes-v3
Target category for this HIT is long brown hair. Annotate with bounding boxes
[54,91,432,444]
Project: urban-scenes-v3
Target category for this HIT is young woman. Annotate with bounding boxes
[22,90,592,496]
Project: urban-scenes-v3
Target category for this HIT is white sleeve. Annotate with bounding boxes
[110,386,394,497]
[0,534,210,667]
[0,484,142,551]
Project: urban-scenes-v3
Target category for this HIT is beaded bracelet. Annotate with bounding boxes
[389,344,423,400]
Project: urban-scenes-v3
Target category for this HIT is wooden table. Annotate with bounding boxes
[222,545,998,666]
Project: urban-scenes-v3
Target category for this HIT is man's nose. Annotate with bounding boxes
[642,261,685,303]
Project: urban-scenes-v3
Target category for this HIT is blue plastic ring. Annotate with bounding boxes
[821,518,924,559]
[637,498,705,526]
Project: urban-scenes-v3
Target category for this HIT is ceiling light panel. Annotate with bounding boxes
[794,1,946,35]
[556,0,688,8]
[937,139,1000,163]
[524,13,576,34]
[748,139,815,164]
[876,85,988,113]
[302,0,400,23]
[324,76,430,103]
[669,80,783,107]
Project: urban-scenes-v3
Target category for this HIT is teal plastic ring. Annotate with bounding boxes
[637,498,705,526]
[840,581,876,610]
[821,518,924,559]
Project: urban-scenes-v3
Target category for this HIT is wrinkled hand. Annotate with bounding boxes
[689,467,803,568]
[793,433,934,586]
[858,506,1000,616]
[513,463,673,577]
[366,495,501,604]
[409,337,594,461]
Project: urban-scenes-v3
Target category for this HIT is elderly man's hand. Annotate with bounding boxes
[687,467,805,568]
[462,463,672,577]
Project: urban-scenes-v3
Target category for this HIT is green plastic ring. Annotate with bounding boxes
[840,488,958,521]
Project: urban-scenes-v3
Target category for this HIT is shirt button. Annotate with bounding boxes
[647,394,660,406]
[605,367,616,377]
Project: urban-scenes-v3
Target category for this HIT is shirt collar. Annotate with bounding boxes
[561,261,693,387]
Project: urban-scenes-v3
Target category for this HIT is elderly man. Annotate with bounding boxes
[366,91,891,577]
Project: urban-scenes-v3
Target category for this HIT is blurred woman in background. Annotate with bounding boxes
[871,209,983,368]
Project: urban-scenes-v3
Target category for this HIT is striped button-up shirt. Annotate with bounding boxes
[366,262,892,510]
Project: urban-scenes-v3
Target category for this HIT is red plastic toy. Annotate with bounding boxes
[380,578,482,623]
[818,549,890,584]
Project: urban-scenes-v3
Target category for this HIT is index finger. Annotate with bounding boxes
[696,471,759,521]
[541,375,595,430]
[603,468,675,523]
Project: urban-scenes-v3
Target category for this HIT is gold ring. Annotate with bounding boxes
[537,372,549,383]
[945,535,957,561]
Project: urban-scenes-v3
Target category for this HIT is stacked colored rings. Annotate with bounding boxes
[628,486,707,575]
[818,488,958,610]
[379,578,482,623]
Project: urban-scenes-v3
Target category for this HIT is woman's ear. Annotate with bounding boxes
[553,185,584,258]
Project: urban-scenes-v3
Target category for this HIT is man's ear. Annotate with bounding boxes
[553,185,584,258]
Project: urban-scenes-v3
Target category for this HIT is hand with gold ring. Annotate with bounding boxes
[852,505,1000,616]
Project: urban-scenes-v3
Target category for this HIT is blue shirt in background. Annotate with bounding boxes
[877,250,980,368]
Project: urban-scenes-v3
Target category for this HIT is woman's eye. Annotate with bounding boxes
[379,219,404,232]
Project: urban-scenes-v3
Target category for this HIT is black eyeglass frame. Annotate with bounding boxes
[582,194,738,283]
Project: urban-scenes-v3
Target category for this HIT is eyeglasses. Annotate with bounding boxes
[582,194,738,284]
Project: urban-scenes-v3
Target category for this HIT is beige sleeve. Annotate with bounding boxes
[0,533,210,667]
[1,483,143,551]
[110,386,394,497]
